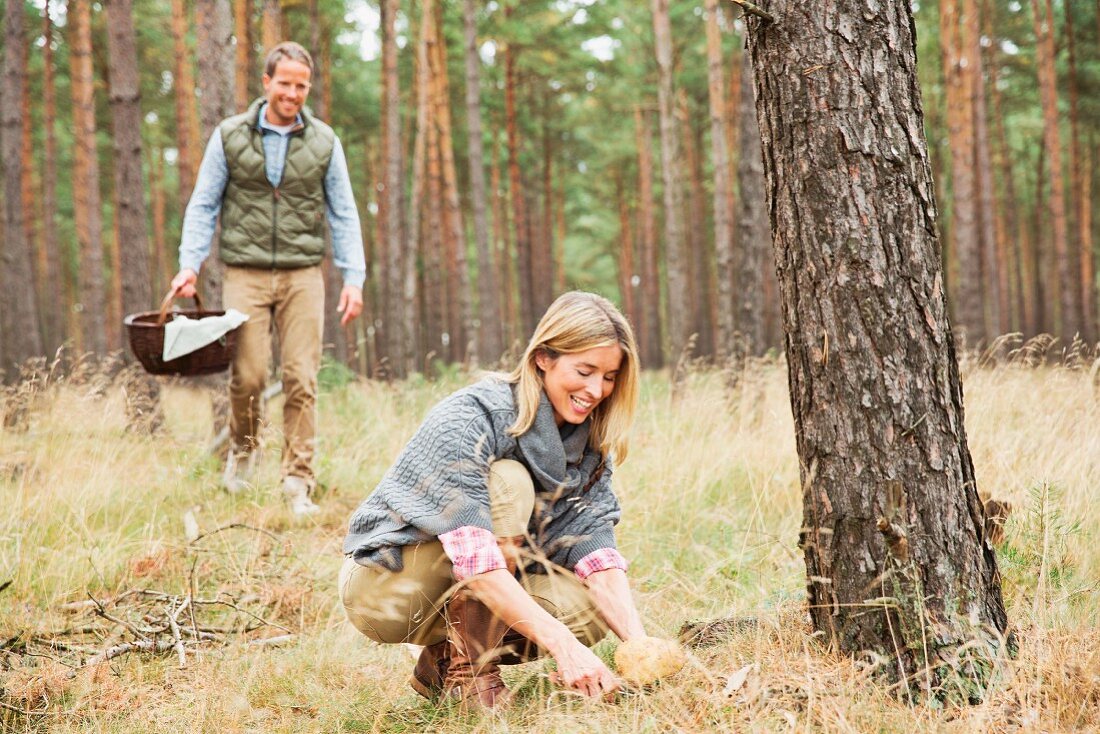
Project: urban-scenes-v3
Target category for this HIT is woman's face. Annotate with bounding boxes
[535,345,624,426]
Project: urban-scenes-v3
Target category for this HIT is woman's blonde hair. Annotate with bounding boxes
[505,291,640,462]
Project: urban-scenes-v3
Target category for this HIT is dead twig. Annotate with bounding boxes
[247,634,296,647]
[0,700,55,717]
[88,593,150,643]
[168,598,191,668]
[189,523,280,546]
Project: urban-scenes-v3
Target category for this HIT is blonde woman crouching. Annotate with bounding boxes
[340,291,648,709]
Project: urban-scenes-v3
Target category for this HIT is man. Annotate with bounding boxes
[171,41,365,516]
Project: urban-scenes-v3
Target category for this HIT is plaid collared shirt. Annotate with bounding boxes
[439,526,628,582]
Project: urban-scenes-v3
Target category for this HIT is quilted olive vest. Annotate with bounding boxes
[218,98,335,269]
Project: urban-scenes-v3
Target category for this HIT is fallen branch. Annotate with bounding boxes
[77,638,178,672]
[247,634,295,647]
[0,700,55,717]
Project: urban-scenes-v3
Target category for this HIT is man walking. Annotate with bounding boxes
[171,41,365,516]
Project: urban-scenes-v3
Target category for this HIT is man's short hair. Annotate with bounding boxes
[264,41,314,77]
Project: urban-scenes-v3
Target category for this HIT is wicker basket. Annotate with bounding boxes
[124,289,240,376]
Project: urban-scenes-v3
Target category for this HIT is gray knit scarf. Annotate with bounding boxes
[516,391,605,496]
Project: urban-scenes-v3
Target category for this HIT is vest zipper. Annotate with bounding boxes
[272,186,280,267]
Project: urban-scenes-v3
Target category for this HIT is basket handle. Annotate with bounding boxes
[157,286,206,327]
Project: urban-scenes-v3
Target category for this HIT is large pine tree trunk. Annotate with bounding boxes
[650,0,690,372]
[234,0,252,110]
[41,4,65,354]
[1030,0,1077,341]
[746,2,1007,690]
[69,0,108,356]
[705,0,735,362]
[940,0,984,347]
[464,0,502,365]
[1,0,45,375]
[736,57,767,358]
[633,106,662,369]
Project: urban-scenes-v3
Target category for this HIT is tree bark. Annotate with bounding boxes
[234,0,253,110]
[195,0,234,311]
[651,0,690,372]
[616,174,637,334]
[1,0,44,374]
[105,0,153,320]
[633,106,662,369]
[1030,0,1077,340]
[968,1,999,338]
[69,0,108,356]
[464,0,502,365]
[705,0,735,362]
[940,0,984,347]
[680,95,712,359]
[746,1,1007,691]
[41,3,65,353]
[736,56,767,358]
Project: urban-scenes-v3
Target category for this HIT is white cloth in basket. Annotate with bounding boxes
[162,309,249,361]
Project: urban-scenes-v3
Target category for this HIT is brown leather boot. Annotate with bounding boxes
[442,589,512,709]
[409,640,450,700]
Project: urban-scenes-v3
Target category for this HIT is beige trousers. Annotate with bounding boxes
[339,460,609,649]
[223,265,324,484]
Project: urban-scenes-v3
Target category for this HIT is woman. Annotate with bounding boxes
[341,291,648,709]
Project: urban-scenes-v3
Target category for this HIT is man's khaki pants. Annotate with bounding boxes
[339,460,609,650]
[223,264,324,485]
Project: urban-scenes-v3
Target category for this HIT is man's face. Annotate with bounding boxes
[262,59,312,126]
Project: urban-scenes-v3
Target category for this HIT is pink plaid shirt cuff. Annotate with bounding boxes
[573,548,628,580]
[438,526,507,581]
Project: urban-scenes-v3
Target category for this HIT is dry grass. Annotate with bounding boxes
[1,354,1098,732]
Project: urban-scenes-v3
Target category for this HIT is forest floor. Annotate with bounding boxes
[1,350,1098,733]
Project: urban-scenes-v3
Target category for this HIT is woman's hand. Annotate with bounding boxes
[547,635,622,698]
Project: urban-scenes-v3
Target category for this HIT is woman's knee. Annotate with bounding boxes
[488,459,535,538]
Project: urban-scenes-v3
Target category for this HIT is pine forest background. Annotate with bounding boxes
[1,0,1098,381]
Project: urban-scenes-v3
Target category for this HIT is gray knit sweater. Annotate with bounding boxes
[343,377,621,572]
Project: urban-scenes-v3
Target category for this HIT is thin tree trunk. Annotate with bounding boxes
[172,0,200,211]
[22,34,43,356]
[679,93,710,358]
[491,133,516,348]
[195,0,234,311]
[262,0,281,54]
[1065,2,1093,343]
[705,0,735,362]
[69,0,108,355]
[651,0,690,372]
[969,1,999,338]
[149,146,171,296]
[41,3,65,353]
[1,0,45,374]
[736,56,766,358]
[634,106,662,369]
[504,11,533,336]
[464,0,502,365]
[616,174,638,334]
[940,0,984,347]
[429,4,473,363]
[105,0,153,320]
[542,105,556,306]
[746,1,1007,689]
[234,0,252,110]
[1031,0,1077,340]
[380,0,407,378]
